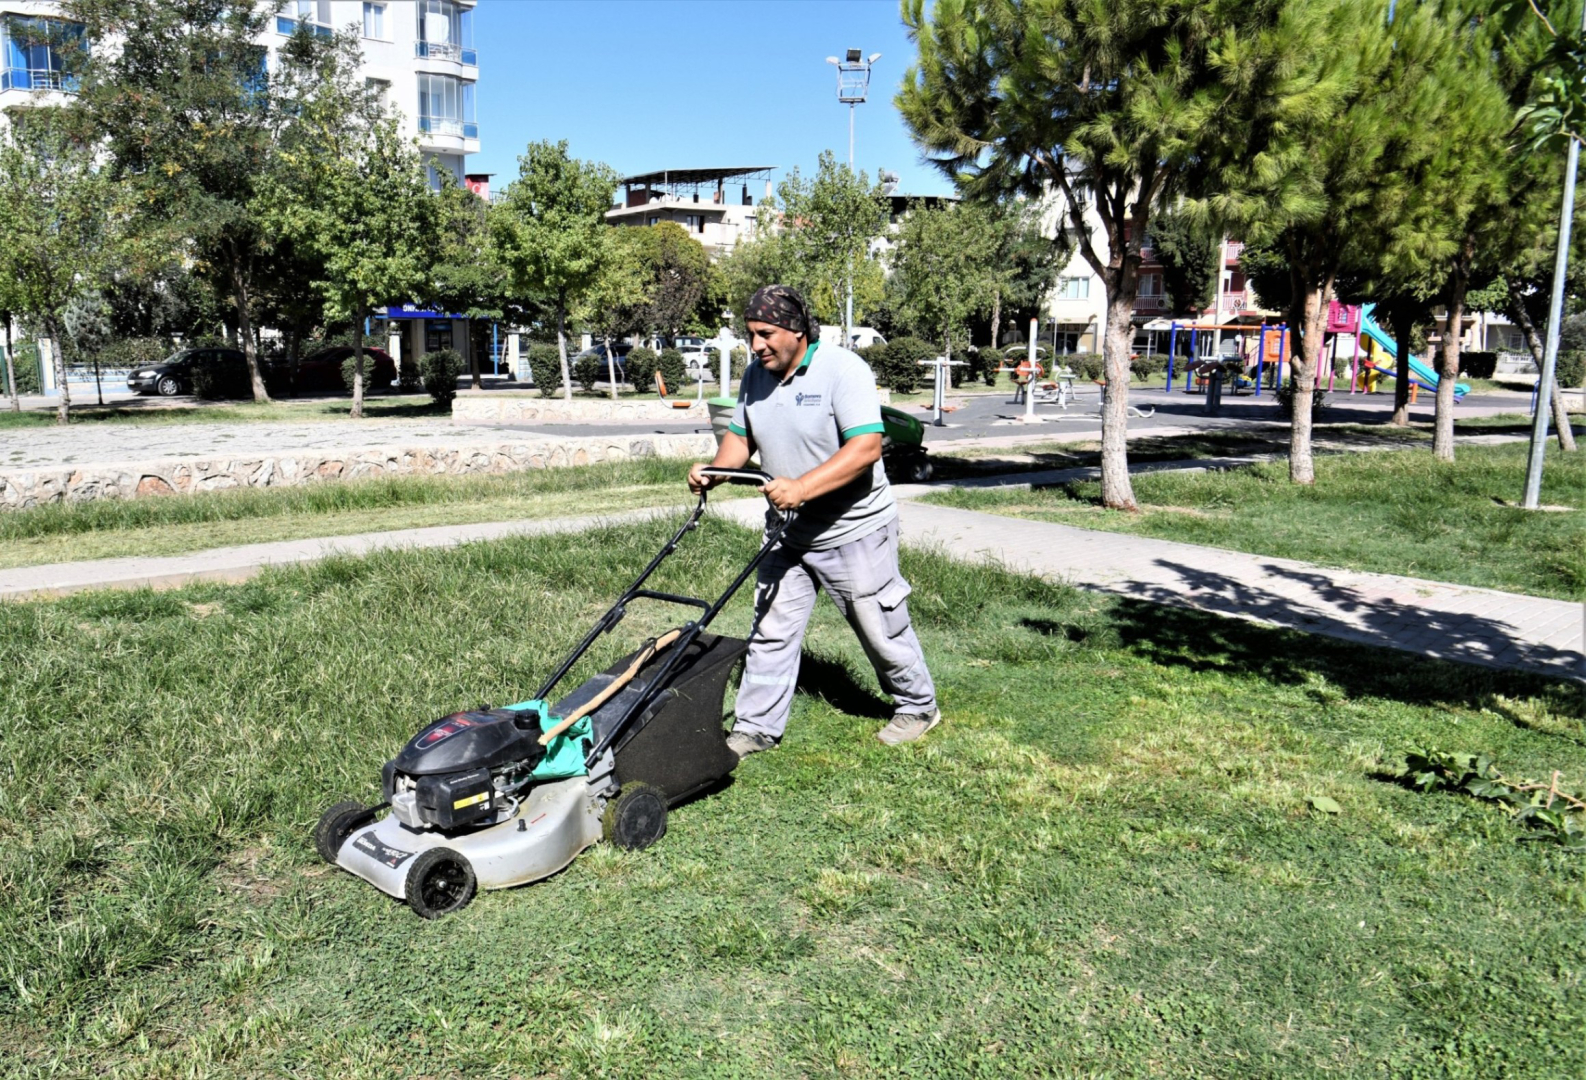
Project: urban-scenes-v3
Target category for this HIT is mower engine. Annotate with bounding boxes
[382,707,559,832]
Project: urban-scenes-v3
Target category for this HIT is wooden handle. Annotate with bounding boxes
[537,628,684,746]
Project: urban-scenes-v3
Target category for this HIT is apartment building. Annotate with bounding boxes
[2,1,480,185]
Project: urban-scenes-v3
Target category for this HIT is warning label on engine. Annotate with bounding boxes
[352,832,416,869]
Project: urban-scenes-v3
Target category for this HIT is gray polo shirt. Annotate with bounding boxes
[730,340,895,551]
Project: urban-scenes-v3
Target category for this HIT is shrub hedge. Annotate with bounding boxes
[526,343,563,398]
[625,347,657,394]
[418,348,463,405]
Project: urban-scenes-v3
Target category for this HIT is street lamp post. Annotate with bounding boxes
[826,49,881,347]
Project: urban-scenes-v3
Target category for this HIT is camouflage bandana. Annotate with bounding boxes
[744,285,819,342]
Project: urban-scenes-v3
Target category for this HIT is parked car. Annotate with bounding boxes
[289,346,398,392]
[127,347,247,396]
[573,343,629,384]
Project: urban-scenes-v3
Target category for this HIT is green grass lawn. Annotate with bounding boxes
[924,441,1586,601]
[0,519,1579,1077]
[0,458,744,569]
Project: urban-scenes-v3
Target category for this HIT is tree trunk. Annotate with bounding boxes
[468,319,483,390]
[2,316,18,412]
[556,298,572,401]
[1287,283,1330,485]
[1433,242,1472,462]
[1507,283,1577,452]
[1389,307,1414,426]
[989,291,1002,352]
[1099,288,1138,511]
[46,323,70,425]
[287,326,301,398]
[231,261,270,404]
[350,304,366,419]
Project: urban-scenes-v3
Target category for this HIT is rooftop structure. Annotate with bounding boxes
[607,166,776,256]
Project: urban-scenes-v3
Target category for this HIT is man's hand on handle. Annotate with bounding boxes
[758,476,807,511]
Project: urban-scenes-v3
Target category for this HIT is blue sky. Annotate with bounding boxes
[469,0,954,198]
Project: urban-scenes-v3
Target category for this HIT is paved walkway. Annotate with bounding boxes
[3,477,1578,683]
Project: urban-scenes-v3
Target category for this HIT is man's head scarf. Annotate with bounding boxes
[744,285,818,342]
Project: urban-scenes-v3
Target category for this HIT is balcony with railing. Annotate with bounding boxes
[415,40,477,66]
[418,116,479,140]
[2,16,84,94]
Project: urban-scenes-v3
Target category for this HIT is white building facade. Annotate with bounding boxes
[3,1,480,184]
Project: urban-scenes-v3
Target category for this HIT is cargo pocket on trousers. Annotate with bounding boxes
[876,578,913,639]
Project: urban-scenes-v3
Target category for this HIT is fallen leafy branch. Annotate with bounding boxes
[1405,749,1586,849]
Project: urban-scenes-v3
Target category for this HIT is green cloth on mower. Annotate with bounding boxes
[505,699,591,780]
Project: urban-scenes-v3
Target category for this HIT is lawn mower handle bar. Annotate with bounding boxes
[527,473,793,728]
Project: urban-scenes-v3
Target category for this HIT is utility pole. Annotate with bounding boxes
[1521,4,1586,509]
[826,49,880,348]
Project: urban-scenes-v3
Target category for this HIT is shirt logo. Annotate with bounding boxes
[794,392,822,407]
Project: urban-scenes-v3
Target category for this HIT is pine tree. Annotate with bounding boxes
[899,0,1341,508]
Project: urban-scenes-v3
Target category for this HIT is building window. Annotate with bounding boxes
[417,73,477,139]
[683,214,705,234]
[416,0,476,64]
[1139,273,1163,298]
[648,216,660,227]
[1057,276,1089,301]
[297,1,332,24]
[365,76,390,102]
[1,16,85,93]
[362,3,386,39]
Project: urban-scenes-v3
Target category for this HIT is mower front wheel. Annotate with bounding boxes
[603,783,668,851]
[405,848,477,919]
[314,800,373,863]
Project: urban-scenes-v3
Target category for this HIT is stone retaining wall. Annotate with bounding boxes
[0,432,716,510]
[451,392,711,424]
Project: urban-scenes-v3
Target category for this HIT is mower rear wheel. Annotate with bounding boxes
[405,848,477,919]
[314,800,373,863]
[603,783,668,851]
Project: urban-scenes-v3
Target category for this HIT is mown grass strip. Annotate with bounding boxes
[925,441,1586,601]
[0,457,730,568]
[0,517,1580,1077]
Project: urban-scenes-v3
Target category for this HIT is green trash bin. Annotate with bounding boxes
[707,396,737,448]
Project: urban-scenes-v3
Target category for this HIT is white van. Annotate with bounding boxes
[819,326,888,351]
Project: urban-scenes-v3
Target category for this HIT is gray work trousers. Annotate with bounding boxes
[734,518,936,740]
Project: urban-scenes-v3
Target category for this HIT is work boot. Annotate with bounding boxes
[726,730,778,759]
[876,708,941,745]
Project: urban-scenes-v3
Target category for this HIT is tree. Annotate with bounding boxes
[1216,1,1498,481]
[0,107,118,424]
[429,177,542,391]
[68,0,280,403]
[900,0,1338,509]
[888,201,1000,361]
[1151,208,1221,318]
[577,228,651,398]
[261,29,437,418]
[631,222,713,343]
[493,140,619,401]
[986,198,1067,349]
[775,152,890,336]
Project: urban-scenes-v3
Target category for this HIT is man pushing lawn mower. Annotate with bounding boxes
[689,284,940,757]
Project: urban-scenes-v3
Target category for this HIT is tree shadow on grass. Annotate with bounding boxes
[795,650,893,721]
[1110,596,1584,721]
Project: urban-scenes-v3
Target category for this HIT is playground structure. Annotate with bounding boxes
[1350,303,1470,399]
[1163,322,1290,397]
[1161,304,1470,401]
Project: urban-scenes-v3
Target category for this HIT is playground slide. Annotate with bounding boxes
[1359,304,1470,398]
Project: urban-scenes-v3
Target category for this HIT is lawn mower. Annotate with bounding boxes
[313,467,790,918]
[880,404,931,483]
